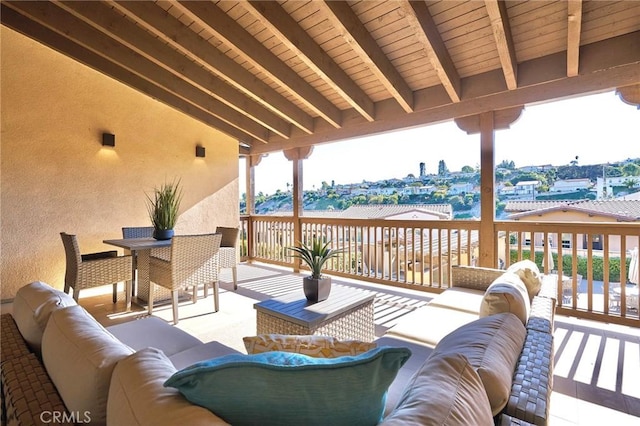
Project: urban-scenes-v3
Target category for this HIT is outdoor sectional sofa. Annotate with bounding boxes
[0,262,555,426]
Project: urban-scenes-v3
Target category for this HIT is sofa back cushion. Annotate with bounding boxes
[506,259,543,302]
[380,353,493,425]
[480,272,531,325]
[42,305,134,426]
[431,312,526,415]
[108,347,229,426]
[11,281,76,355]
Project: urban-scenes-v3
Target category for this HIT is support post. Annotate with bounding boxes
[479,111,496,268]
[245,155,262,260]
[284,147,313,272]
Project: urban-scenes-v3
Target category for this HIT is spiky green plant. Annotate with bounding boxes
[146,179,183,231]
[287,237,344,279]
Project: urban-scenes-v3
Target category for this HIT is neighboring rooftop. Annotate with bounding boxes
[508,199,640,221]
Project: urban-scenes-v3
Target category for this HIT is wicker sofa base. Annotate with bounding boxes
[0,314,72,426]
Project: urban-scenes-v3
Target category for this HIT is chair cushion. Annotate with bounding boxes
[430,313,526,415]
[164,346,411,426]
[42,305,134,425]
[11,281,77,355]
[506,259,543,302]
[215,227,239,247]
[480,272,531,325]
[108,348,229,426]
[380,353,493,425]
[81,250,117,261]
[243,334,377,358]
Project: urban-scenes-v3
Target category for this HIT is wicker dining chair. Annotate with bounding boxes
[60,232,133,303]
[215,226,240,290]
[122,226,154,239]
[148,233,222,324]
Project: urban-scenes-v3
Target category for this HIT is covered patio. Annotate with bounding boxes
[1,2,639,424]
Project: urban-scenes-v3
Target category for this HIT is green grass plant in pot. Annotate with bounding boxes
[146,179,183,240]
[287,237,344,302]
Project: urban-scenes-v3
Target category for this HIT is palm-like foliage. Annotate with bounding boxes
[146,179,183,230]
[287,237,343,279]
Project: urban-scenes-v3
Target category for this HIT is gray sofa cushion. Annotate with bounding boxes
[430,312,527,415]
[106,316,202,357]
[11,281,76,355]
[42,305,134,426]
[381,353,493,425]
[108,347,229,425]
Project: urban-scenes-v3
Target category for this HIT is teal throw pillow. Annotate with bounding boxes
[164,346,411,426]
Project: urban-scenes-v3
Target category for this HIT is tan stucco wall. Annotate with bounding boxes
[1,27,239,300]
[515,210,639,252]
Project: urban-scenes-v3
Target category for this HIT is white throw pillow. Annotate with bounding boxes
[507,259,543,302]
[42,305,134,426]
[480,272,530,325]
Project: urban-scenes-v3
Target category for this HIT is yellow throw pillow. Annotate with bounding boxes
[243,334,376,358]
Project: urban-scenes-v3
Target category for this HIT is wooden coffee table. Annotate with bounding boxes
[254,285,375,342]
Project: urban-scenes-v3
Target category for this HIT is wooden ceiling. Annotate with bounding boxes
[2,1,639,156]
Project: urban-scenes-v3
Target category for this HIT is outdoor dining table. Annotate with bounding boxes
[103,237,172,310]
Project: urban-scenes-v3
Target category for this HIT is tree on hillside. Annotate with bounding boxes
[461,165,474,173]
[570,155,579,166]
[510,172,546,186]
[622,162,640,176]
[498,160,516,170]
[623,178,639,190]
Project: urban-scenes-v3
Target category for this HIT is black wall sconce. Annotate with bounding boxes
[102,133,115,147]
[195,145,206,158]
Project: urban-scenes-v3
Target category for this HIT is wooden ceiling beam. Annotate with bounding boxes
[397,0,461,102]
[242,1,375,122]
[57,1,290,140]
[110,0,314,135]
[567,0,583,77]
[174,0,343,128]
[3,1,271,143]
[485,0,518,90]
[321,0,414,113]
[0,4,255,146]
[252,32,640,154]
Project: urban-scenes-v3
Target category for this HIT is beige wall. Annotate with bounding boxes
[515,210,639,253]
[1,27,239,300]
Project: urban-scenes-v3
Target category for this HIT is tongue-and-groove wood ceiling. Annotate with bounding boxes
[2,1,639,155]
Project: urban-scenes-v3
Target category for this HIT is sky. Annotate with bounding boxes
[240,90,639,196]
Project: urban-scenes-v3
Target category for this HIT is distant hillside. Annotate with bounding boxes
[241,158,640,216]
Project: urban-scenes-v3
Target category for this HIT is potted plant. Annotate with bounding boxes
[287,237,343,302]
[146,179,183,240]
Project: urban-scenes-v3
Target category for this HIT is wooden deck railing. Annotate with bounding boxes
[239,215,639,327]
